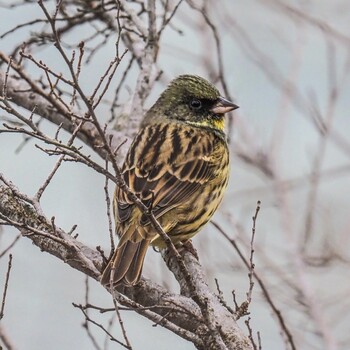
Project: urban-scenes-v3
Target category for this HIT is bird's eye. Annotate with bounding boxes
[190,99,202,110]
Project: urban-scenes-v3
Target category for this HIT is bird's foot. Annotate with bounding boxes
[177,240,199,261]
[96,246,109,268]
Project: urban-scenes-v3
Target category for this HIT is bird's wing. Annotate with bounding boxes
[114,123,221,239]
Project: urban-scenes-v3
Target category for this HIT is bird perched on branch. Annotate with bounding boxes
[101,75,238,286]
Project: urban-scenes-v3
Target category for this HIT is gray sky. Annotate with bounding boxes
[1,1,350,349]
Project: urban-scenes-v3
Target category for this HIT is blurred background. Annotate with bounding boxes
[1,1,350,349]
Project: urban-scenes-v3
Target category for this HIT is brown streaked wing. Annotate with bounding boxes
[115,123,218,227]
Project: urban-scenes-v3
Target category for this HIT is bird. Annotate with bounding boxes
[101,74,238,286]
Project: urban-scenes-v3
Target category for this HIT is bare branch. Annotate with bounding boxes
[246,201,261,304]
[212,221,297,350]
[0,254,13,320]
[0,324,17,350]
[0,235,20,259]
[0,184,252,349]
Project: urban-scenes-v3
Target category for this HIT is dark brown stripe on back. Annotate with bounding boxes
[169,129,182,163]
[139,124,162,162]
[148,124,169,166]
[185,134,199,155]
[128,128,147,166]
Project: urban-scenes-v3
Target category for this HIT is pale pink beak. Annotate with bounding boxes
[210,96,239,115]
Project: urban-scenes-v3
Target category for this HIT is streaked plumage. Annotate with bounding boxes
[101,75,238,286]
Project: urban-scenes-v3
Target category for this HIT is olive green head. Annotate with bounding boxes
[143,75,238,132]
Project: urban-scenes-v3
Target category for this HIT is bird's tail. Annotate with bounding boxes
[101,239,150,286]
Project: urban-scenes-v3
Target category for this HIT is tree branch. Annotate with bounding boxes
[0,70,133,162]
[0,184,252,349]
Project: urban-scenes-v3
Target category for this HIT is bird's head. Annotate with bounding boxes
[143,75,238,132]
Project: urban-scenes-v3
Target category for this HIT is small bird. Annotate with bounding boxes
[101,75,238,286]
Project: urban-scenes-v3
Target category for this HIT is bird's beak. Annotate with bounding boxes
[211,96,239,115]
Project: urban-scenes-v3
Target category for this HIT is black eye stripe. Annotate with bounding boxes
[188,98,217,112]
[190,99,202,109]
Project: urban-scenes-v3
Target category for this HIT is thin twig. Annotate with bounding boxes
[0,254,13,320]
[111,290,132,349]
[245,317,258,350]
[212,220,297,350]
[0,324,17,350]
[0,234,20,259]
[246,200,261,304]
[214,278,235,314]
[104,160,115,255]
[73,302,130,349]
[82,277,103,350]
